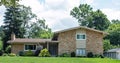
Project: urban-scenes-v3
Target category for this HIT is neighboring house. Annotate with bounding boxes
[8,26,107,56]
[104,48,120,59]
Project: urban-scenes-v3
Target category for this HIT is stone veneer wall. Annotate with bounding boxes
[86,29,103,55]
[11,44,24,54]
[58,30,76,55]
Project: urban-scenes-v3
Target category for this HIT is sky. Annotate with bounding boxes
[0,0,120,32]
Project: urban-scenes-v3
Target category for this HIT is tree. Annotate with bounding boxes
[111,19,120,24]
[106,24,120,45]
[70,4,93,26]
[103,40,111,51]
[70,4,110,31]
[2,5,35,50]
[0,0,19,7]
[90,10,110,30]
[28,19,52,39]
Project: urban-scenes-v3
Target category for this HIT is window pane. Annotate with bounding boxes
[25,45,36,50]
[76,34,86,40]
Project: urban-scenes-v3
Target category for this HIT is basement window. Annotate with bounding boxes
[24,44,36,51]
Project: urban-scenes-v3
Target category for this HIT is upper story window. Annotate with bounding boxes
[76,33,86,40]
[24,44,36,51]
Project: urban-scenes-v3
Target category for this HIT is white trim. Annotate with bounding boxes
[76,33,86,40]
[24,44,37,51]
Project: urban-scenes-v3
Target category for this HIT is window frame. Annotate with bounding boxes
[24,44,37,51]
[76,48,86,56]
[76,33,86,40]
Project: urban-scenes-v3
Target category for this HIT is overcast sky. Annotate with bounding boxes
[0,0,120,31]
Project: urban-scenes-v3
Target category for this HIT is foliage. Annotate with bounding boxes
[70,4,93,26]
[0,57,120,63]
[0,0,19,7]
[87,52,94,58]
[111,19,120,24]
[71,52,76,57]
[5,45,11,54]
[106,24,120,45]
[0,40,3,50]
[0,50,4,56]
[59,53,71,57]
[103,40,111,51]
[18,51,24,56]
[24,50,34,56]
[8,53,16,57]
[2,5,35,50]
[70,4,110,31]
[28,19,53,39]
[2,53,8,56]
[39,48,51,57]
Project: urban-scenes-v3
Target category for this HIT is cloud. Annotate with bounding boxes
[101,9,120,20]
[0,5,6,26]
[19,0,80,31]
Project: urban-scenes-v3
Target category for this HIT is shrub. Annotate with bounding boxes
[87,52,94,58]
[5,45,11,53]
[24,50,34,56]
[71,52,76,57]
[60,53,71,57]
[18,51,24,56]
[9,53,16,57]
[0,50,4,56]
[2,53,8,56]
[34,50,41,56]
[39,48,51,57]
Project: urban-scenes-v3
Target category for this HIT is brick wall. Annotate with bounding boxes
[58,30,76,55]
[86,29,103,55]
[11,44,24,54]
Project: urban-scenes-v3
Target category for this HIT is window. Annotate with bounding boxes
[76,48,86,56]
[76,34,86,40]
[24,44,36,51]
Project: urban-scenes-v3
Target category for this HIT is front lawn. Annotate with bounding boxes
[0,57,119,63]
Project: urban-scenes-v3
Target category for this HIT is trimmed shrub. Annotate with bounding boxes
[24,50,34,56]
[87,52,94,58]
[9,53,16,57]
[18,51,24,56]
[0,50,4,56]
[39,48,51,57]
[5,45,11,53]
[71,52,76,57]
[2,53,8,56]
[60,53,71,57]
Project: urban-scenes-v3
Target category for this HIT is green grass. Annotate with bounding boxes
[0,57,119,63]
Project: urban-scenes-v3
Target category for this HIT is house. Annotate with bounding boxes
[8,26,107,56]
[104,48,120,59]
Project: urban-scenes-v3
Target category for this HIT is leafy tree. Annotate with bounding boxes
[70,4,93,26]
[28,19,52,39]
[111,19,120,24]
[103,40,111,51]
[70,4,110,31]
[0,0,19,7]
[90,10,110,30]
[2,5,35,50]
[106,24,120,45]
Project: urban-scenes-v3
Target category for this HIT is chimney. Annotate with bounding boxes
[11,32,15,40]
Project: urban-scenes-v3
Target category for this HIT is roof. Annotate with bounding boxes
[107,48,120,53]
[8,38,59,44]
[54,26,108,34]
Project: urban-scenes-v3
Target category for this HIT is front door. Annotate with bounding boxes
[49,43,58,56]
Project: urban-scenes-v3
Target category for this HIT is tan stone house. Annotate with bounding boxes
[8,26,107,56]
